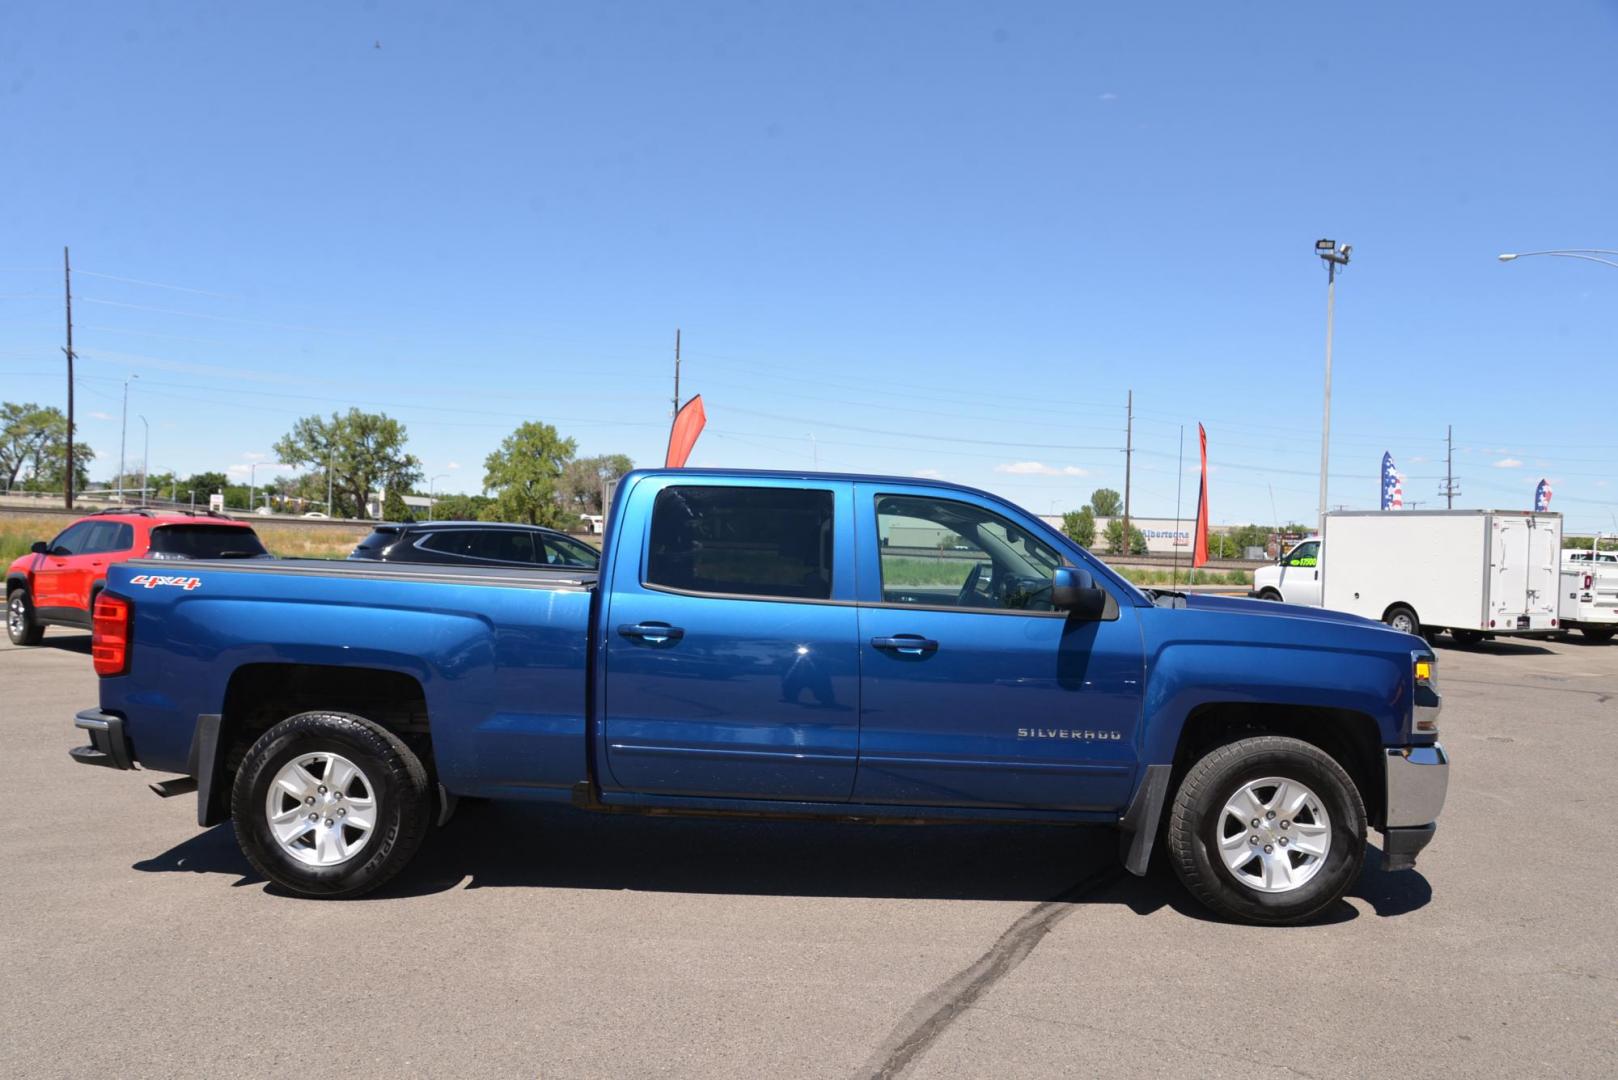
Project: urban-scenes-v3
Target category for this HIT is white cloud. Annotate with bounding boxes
[243,451,266,461]
[1493,457,1523,469]
[89,410,114,421]
[912,469,943,480]
[1099,92,1118,102]
[1409,455,1428,464]
[226,464,250,477]
[995,461,1089,477]
[446,461,461,471]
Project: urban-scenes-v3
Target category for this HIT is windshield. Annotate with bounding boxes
[148,524,268,559]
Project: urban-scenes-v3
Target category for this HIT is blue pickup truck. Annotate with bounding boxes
[71,469,1448,924]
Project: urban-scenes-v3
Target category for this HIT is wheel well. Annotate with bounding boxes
[220,663,432,779]
[1173,703,1386,829]
[1382,602,1418,625]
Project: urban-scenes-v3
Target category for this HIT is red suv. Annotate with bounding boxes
[6,509,268,645]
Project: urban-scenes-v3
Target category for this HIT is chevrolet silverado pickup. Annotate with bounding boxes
[70,469,1449,924]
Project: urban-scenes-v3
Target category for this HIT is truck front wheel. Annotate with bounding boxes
[1167,736,1367,925]
[232,711,432,899]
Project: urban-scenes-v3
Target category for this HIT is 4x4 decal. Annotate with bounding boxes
[127,574,203,591]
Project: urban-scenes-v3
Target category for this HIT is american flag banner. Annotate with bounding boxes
[1380,452,1404,510]
[1534,478,1552,512]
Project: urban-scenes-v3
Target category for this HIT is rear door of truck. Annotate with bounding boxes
[598,475,862,801]
[1488,513,1560,629]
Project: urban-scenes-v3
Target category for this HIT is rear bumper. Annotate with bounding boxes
[71,708,134,770]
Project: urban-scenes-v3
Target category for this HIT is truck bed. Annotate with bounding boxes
[100,557,599,794]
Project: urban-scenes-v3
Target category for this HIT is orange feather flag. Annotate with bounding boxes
[1192,423,1210,568]
[665,395,706,468]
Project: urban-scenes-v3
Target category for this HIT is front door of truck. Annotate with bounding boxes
[30,521,95,616]
[851,486,1144,811]
[1278,540,1322,606]
[600,478,861,801]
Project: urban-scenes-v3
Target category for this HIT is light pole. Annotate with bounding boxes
[249,461,286,515]
[118,374,138,502]
[427,473,451,518]
[138,416,149,506]
[1498,249,1618,271]
[1314,239,1351,538]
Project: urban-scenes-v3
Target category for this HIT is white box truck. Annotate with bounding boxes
[1318,510,1562,643]
[1559,540,1618,642]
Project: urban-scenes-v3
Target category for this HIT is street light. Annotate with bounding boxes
[248,461,288,515]
[427,473,451,518]
[1315,239,1351,538]
[138,416,149,506]
[118,374,138,502]
[1498,248,1618,271]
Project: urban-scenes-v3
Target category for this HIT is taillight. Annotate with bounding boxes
[1585,574,1595,590]
[92,595,131,677]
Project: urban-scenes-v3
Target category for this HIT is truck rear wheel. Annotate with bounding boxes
[1581,626,1616,642]
[1451,629,1486,646]
[1167,735,1366,925]
[1383,605,1420,636]
[232,711,432,899]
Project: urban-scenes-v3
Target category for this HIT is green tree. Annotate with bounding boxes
[1089,488,1123,517]
[1104,519,1148,556]
[428,493,495,521]
[1062,507,1097,547]
[273,409,421,519]
[482,421,577,527]
[382,487,411,522]
[560,453,634,517]
[1,403,91,494]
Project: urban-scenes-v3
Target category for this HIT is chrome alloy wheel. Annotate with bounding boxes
[1217,776,1332,893]
[1389,611,1417,634]
[7,593,24,636]
[265,752,378,867]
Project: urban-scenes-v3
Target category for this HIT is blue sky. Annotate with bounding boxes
[2,2,1615,530]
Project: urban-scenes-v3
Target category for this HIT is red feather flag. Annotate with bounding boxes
[1192,423,1210,568]
[665,394,707,468]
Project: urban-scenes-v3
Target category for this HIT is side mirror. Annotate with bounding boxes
[30,541,49,555]
[1052,566,1107,619]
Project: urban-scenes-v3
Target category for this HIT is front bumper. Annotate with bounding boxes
[71,708,135,771]
[1381,743,1448,870]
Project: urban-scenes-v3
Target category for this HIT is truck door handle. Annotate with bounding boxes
[871,635,939,655]
[618,622,684,645]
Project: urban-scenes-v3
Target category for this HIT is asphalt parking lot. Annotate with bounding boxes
[3,629,1615,1079]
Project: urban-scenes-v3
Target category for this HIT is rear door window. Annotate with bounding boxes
[540,534,599,568]
[148,525,268,559]
[646,486,834,600]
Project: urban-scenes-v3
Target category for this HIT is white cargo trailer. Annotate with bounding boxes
[1320,510,1562,642]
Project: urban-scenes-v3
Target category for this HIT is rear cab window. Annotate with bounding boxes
[645,485,836,600]
[148,525,268,559]
[352,528,402,557]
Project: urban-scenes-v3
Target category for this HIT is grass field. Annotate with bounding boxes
[882,554,1252,589]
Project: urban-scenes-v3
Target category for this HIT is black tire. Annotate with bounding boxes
[7,587,45,646]
[1167,735,1367,925]
[232,711,432,898]
[1451,629,1485,646]
[1257,589,1283,602]
[1383,604,1420,636]
[1581,626,1617,643]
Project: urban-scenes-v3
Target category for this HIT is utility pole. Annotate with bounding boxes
[1439,424,1461,509]
[1315,239,1351,537]
[1122,389,1133,554]
[672,328,681,418]
[62,247,75,509]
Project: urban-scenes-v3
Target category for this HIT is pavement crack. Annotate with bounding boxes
[855,866,1121,1080]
